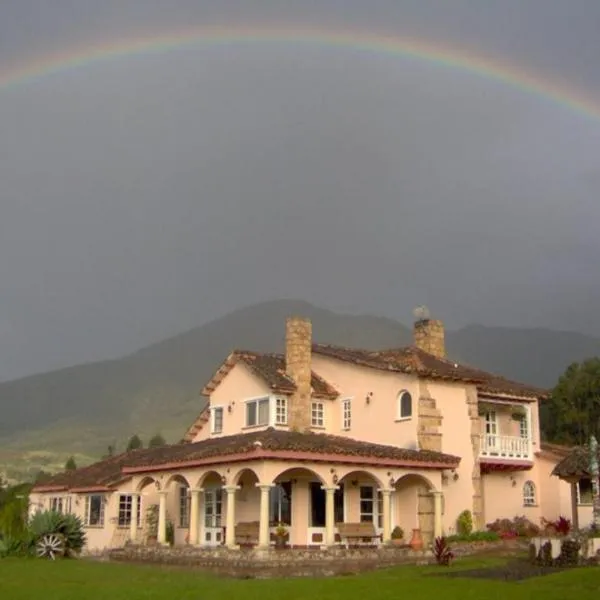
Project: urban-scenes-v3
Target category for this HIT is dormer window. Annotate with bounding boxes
[210,406,224,434]
[246,397,270,427]
[398,391,412,420]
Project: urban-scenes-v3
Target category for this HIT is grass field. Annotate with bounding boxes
[1,558,599,600]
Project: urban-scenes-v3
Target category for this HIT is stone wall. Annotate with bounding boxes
[466,387,483,529]
[286,317,313,432]
[108,545,432,578]
[105,540,525,578]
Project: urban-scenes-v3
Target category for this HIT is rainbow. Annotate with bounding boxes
[1,25,598,122]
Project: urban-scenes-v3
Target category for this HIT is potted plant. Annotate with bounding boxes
[409,528,424,551]
[391,526,404,546]
[274,523,288,549]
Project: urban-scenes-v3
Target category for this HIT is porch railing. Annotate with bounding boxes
[479,434,530,460]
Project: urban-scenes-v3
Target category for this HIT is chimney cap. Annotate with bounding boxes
[413,305,430,321]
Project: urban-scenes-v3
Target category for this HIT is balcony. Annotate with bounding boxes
[480,434,531,461]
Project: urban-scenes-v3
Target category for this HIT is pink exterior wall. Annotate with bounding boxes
[310,354,419,448]
[193,363,273,443]
[425,380,475,534]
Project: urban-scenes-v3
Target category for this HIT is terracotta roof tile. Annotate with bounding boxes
[201,350,338,399]
[551,445,599,481]
[313,344,546,399]
[32,429,459,491]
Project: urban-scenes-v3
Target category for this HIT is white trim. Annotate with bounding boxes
[397,390,413,420]
[210,405,224,434]
[341,397,353,431]
[311,401,325,427]
[273,396,288,426]
[243,395,271,428]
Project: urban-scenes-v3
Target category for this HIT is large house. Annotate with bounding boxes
[29,315,579,551]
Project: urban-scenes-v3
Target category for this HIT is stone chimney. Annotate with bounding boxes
[285,316,312,431]
[414,317,446,359]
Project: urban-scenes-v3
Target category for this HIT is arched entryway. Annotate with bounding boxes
[269,467,327,547]
[393,474,439,546]
[163,474,191,546]
[194,470,224,547]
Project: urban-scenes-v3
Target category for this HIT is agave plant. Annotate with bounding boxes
[29,510,86,558]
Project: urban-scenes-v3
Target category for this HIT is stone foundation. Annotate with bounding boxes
[105,539,524,578]
[108,545,433,578]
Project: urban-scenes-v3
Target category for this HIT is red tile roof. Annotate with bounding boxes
[32,429,460,492]
[201,350,338,399]
[312,344,547,399]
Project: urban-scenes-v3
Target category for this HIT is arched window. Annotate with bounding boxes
[398,391,412,419]
[523,481,536,506]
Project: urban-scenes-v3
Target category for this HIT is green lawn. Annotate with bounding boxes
[1,558,599,600]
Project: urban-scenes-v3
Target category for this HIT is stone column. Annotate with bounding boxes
[129,493,139,543]
[198,488,206,546]
[322,486,338,546]
[381,488,393,543]
[433,491,443,539]
[157,491,168,545]
[257,484,274,548]
[224,486,239,548]
[188,488,201,545]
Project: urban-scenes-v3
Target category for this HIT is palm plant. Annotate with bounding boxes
[29,510,86,558]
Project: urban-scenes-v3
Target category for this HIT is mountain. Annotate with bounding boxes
[1,299,600,481]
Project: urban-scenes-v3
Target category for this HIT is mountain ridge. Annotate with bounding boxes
[1,299,599,481]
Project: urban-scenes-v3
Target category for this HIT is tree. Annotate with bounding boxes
[65,457,77,471]
[126,434,143,452]
[148,433,166,448]
[542,358,600,445]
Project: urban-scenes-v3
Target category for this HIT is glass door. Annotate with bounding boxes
[203,488,223,546]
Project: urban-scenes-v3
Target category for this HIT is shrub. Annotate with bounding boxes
[446,530,500,543]
[166,520,175,546]
[456,510,473,536]
[541,516,571,536]
[391,526,404,540]
[433,536,454,566]
[29,510,86,558]
[486,515,539,538]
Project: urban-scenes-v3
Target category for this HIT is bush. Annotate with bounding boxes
[29,510,86,558]
[446,530,500,542]
[0,534,34,558]
[391,526,404,540]
[456,510,473,536]
[433,536,454,566]
[486,515,540,538]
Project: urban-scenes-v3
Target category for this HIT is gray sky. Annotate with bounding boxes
[1,0,600,381]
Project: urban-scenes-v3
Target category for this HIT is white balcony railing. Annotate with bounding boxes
[479,434,531,460]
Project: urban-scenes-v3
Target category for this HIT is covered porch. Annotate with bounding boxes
[122,453,451,549]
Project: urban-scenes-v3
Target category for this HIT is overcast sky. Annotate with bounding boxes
[1,1,600,381]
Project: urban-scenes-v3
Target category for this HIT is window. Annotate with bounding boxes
[398,391,412,419]
[517,415,528,439]
[211,407,224,434]
[179,486,190,527]
[50,497,71,514]
[523,481,536,506]
[269,482,292,524]
[246,397,270,427]
[84,495,105,527]
[311,402,324,427]
[342,399,352,430]
[275,397,288,425]
[377,491,384,529]
[118,495,142,527]
[578,479,593,505]
[359,486,375,522]
[485,411,497,436]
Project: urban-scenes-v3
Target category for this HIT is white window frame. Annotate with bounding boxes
[210,406,224,434]
[523,481,536,506]
[397,390,413,420]
[274,397,288,425]
[311,401,324,427]
[118,494,142,527]
[245,396,271,427]
[359,486,377,523]
[485,411,498,436]
[517,414,528,439]
[342,398,352,430]
[84,494,105,527]
[50,496,71,514]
